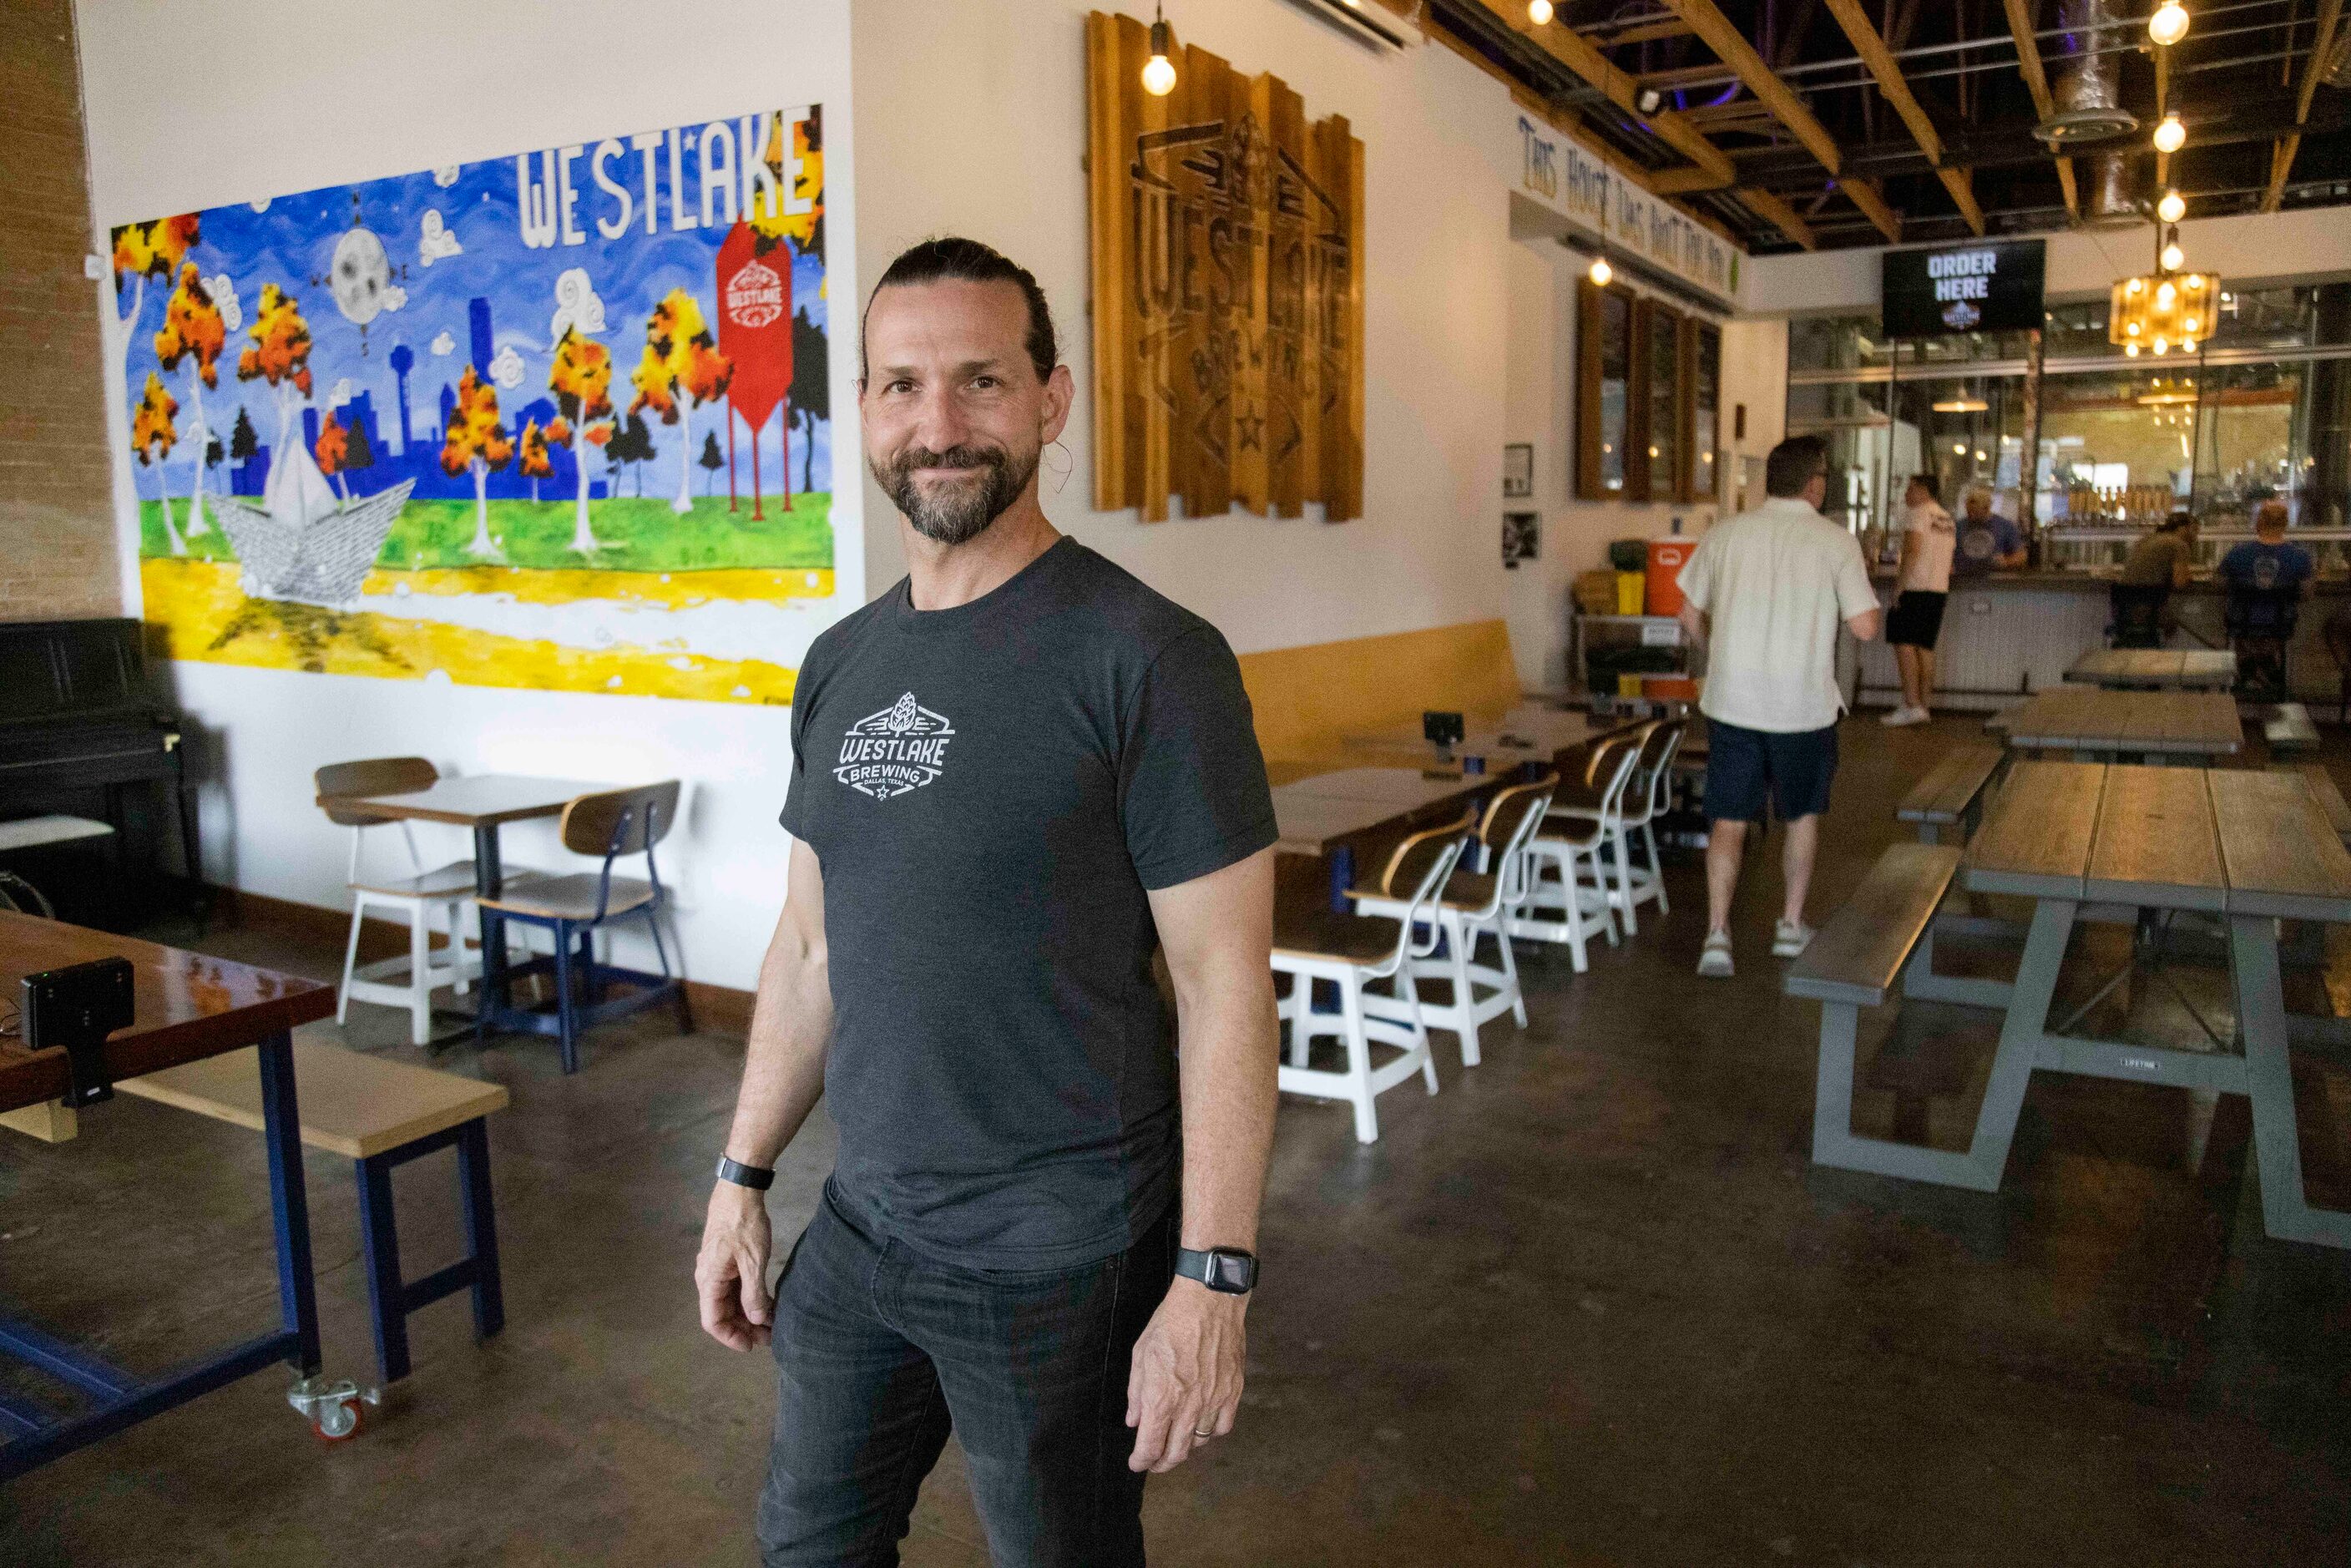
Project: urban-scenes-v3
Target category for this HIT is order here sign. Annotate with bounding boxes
[1881,238,2047,337]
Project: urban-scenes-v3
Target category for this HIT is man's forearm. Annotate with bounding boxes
[723,919,832,1167]
[1172,965,1278,1252]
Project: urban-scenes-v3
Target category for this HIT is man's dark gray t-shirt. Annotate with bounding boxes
[778,538,1276,1269]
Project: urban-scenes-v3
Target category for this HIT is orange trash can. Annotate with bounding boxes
[1646,539,1694,619]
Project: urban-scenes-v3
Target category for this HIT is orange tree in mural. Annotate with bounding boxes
[314,411,351,502]
[441,365,515,557]
[547,326,617,552]
[518,418,553,504]
[749,112,824,257]
[629,290,734,517]
[132,372,183,555]
[152,262,226,542]
[235,281,316,524]
[110,215,200,544]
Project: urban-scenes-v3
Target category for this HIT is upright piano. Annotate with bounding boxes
[0,619,201,923]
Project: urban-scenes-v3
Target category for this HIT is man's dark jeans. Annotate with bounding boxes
[756,1183,1176,1567]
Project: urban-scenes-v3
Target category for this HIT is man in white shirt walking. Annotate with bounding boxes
[1883,473,1955,726]
[1675,436,1881,979]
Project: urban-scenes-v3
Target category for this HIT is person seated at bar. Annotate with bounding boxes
[2111,510,2197,649]
[2219,498,2313,698]
[1950,488,2026,578]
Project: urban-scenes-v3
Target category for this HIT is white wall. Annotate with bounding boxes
[850,0,1514,656]
[77,0,860,989]
[1744,205,2351,316]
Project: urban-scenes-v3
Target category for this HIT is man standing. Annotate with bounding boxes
[1883,473,1955,727]
[1952,488,2027,578]
[695,237,1281,1566]
[1676,435,1881,978]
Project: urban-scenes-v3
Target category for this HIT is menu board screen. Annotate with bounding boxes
[1883,239,2046,336]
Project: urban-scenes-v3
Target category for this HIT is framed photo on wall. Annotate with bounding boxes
[1503,511,1540,569]
[1503,443,1534,498]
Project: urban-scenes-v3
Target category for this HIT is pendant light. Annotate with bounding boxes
[2157,190,2186,224]
[1141,3,1177,97]
[2152,113,2186,154]
[2148,3,2190,47]
[1529,0,1555,24]
[1589,253,1612,286]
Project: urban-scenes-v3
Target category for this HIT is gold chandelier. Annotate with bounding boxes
[2109,212,2219,359]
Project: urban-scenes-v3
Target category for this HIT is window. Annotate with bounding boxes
[1689,321,1722,503]
[1576,280,1635,499]
[1639,301,1681,503]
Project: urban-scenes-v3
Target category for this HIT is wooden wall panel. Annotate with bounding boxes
[1085,12,1365,523]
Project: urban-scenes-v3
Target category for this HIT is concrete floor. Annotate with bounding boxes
[4,715,2350,1565]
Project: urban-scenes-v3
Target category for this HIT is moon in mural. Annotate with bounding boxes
[328,227,393,326]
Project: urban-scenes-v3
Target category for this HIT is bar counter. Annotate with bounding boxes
[1853,571,2351,710]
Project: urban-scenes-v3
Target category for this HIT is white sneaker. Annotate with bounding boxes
[1881,706,1930,727]
[1696,932,1734,978]
[1772,919,1816,959]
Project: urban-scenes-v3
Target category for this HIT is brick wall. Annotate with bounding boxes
[0,0,120,623]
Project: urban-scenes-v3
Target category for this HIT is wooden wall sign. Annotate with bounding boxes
[1085,10,1365,523]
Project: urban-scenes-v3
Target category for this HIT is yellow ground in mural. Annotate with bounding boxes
[141,558,803,705]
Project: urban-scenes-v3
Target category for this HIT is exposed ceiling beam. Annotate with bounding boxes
[1656,0,1845,175]
[1469,0,1737,189]
[1839,176,1904,242]
[2000,0,2079,223]
[1820,0,1984,235]
[1734,185,1819,249]
[1602,18,1695,46]
[2263,0,2344,212]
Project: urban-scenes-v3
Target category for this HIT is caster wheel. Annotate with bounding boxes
[312,1401,364,1441]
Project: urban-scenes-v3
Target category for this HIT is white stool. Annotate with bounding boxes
[1352,775,1555,1067]
[316,758,488,1047]
[1513,736,1642,970]
[1601,720,1685,927]
[1271,811,1470,1143]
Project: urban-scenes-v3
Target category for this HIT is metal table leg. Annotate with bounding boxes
[2228,915,2351,1249]
[473,822,508,1046]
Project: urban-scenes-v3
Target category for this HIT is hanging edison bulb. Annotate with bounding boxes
[1589,255,1612,286]
[2148,3,2190,47]
[2153,114,2187,154]
[2161,240,2185,271]
[1529,0,1555,23]
[1141,10,1176,96]
[2157,190,2186,224]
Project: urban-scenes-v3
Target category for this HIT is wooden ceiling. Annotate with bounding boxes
[1427,0,2351,252]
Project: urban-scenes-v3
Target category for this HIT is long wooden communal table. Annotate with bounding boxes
[1272,768,1494,912]
[0,911,335,1477]
[1343,706,1648,775]
[2065,647,2238,690]
[1838,761,2351,1248]
[1984,688,2242,763]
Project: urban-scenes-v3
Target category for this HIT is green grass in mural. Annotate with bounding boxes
[139,492,832,573]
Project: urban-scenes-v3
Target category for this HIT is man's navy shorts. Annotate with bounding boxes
[1704,718,1838,823]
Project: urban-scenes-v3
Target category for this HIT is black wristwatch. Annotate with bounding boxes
[1175,1247,1257,1294]
[715,1155,775,1191]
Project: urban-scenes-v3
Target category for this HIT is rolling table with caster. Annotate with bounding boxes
[0,909,335,1478]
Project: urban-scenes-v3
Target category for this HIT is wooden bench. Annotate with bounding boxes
[2298,763,2351,845]
[121,1040,507,1384]
[1786,842,1977,1183]
[1895,746,2004,845]
[2266,702,2320,755]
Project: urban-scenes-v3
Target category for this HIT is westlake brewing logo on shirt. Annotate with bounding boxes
[835,693,955,800]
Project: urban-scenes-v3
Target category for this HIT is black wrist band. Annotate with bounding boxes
[715,1155,775,1191]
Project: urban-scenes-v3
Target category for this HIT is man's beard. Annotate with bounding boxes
[872,441,1039,546]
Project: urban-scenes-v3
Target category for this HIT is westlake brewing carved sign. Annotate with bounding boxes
[1085,11,1364,523]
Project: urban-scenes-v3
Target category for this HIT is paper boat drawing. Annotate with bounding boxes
[215,431,411,606]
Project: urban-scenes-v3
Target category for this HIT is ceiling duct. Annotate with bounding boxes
[2038,0,2139,224]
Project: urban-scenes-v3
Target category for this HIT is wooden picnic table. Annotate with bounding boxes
[1984,688,2242,762]
[1851,761,2351,1248]
[1343,706,1648,772]
[2065,647,2238,690]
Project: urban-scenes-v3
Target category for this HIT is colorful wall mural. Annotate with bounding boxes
[113,107,835,705]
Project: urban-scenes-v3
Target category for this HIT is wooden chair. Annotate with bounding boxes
[1350,776,1556,1068]
[316,758,490,1047]
[476,781,690,1073]
[1272,810,1471,1143]
[1513,734,1644,969]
